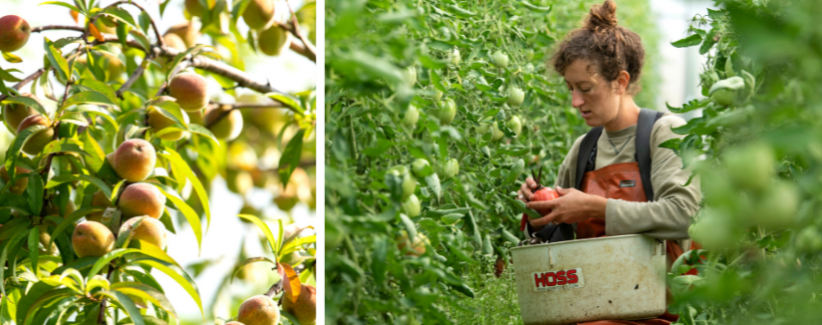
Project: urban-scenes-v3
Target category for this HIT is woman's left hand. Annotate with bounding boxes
[525,186,608,227]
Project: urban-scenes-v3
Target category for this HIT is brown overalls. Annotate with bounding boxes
[574,162,697,325]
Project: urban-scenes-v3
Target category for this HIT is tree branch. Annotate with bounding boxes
[0,69,47,102]
[88,1,165,47]
[282,1,316,62]
[116,56,152,98]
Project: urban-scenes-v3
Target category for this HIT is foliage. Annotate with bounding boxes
[665,0,822,324]
[324,0,658,323]
[0,0,316,324]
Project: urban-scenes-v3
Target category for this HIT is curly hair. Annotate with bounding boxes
[551,0,645,94]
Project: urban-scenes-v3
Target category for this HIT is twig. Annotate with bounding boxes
[0,69,47,102]
[283,1,317,62]
[116,56,152,98]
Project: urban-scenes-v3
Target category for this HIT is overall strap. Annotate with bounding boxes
[636,108,665,201]
[575,127,603,191]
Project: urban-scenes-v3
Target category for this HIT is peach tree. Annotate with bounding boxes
[0,0,316,324]
[325,0,657,323]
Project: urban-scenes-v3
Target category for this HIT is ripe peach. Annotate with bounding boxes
[242,0,275,30]
[119,217,167,249]
[0,15,31,53]
[0,165,30,195]
[282,284,316,325]
[86,191,114,222]
[187,109,205,125]
[169,72,209,111]
[163,33,187,51]
[204,105,243,140]
[17,114,54,155]
[237,295,280,325]
[72,221,115,258]
[118,183,166,219]
[166,22,200,48]
[147,104,189,141]
[258,25,290,56]
[3,93,39,135]
[225,322,244,325]
[109,139,156,182]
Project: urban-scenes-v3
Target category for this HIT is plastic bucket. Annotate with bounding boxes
[511,235,667,325]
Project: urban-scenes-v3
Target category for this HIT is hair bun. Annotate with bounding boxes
[585,0,618,32]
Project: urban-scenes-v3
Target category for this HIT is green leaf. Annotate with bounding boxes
[6,123,48,177]
[59,91,115,113]
[27,227,39,275]
[159,150,210,229]
[39,1,82,14]
[671,34,703,48]
[278,129,305,190]
[15,281,59,325]
[88,248,141,277]
[111,282,177,318]
[44,38,69,82]
[78,78,118,104]
[98,290,144,325]
[152,184,203,253]
[187,124,220,147]
[238,214,279,257]
[1,96,47,115]
[131,259,204,320]
[267,93,304,114]
[425,173,442,200]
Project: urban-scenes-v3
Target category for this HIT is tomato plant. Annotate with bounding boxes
[0,0,317,324]
[325,0,659,323]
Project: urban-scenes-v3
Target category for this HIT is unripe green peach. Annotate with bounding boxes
[3,93,39,135]
[237,295,280,325]
[166,22,200,48]
[95,51,124,82]
[120,217,167,248]
[187,109,205,125]
[0,15,31,53]
[148,104,189,141]
[72,221,115,258]
[243,0,276,30]
[282,284,317,325]
[185,0,213,18]
[17,115,54,155]
[87,191,114,223]
[0,165,30,195]
[169,72,209,111]
[109,139,156,182]
[258,25,291,56]
[118,183,167,219]
[39,225,58,255]
[205,105,243,140]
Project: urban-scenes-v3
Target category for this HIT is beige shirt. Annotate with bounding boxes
[551,113,701,241]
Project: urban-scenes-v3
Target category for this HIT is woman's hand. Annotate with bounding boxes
[517,177,538,203]
[525,186,608,227]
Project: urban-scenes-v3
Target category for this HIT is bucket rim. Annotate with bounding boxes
[510,234,663,252]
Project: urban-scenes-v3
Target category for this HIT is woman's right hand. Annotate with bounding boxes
[518,176,538,203]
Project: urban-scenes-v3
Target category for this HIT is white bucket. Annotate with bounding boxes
[511,235,667,325]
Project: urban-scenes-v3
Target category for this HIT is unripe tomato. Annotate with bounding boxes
[411,158,431,177]
[796,227,822,252]
[441,158,459,179]
[433,90,443,102]
[491,122,504,141]
[709,76,745,106]
[388,166,416,199]
[689,208,740,251]
[506,116,522,137]
[751,181,799,230]
[525,49,535,61]
[402,194,421,217]
[403,66,417,87]
[491,51,509,69]
[450,48,461,65]
[507,87,525,107]
[397,230,429,256]
[723,142,774,192]
[403,105,419,127]
[477,117,493,135]
[435,98,457,125]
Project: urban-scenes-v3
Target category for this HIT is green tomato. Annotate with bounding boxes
[711,88,736,106]
[435,98,457,125]
[403,105,419,127]
[751,181,799,231]
[525,49,535,61]
[491,122,504,141]
[450,48,461,65]
[506,116,522,136]
[441,158,459,179]
[689,208,740,251]
[796,227,822,252]
[507,87,524,107]
[491,51,509,69]
[433,90,443,102]
[402,194,421,218]
[388,166,417,199]
[477,117,492,135]
[412,158,432,178]
[723,142,775,192]
[709,76,745,106]
[403,66,417,87]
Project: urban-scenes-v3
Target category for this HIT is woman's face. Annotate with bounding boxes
[563,60,621,127]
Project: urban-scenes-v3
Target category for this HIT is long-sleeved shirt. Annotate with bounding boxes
[549,113,701,242]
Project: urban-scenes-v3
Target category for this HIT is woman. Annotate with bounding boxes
[517,1,702,324]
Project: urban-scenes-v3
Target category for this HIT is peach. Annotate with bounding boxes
[147,104,189,141]
[0,15,31,53]
[3,93,39,135]
[0,165,30,195]
[242,0,275,30]
[282,284,316,325]
[17,115,54,156]
[169,72,209,111]
[118,183,166,219]
[86,191,113,222]
[72,221,115,258]
[39,225,58,255]
[119,217,167,249]
[258,25,290,56]
[185,0,211,18]
[166,22,200,48]
[204,105,243,140]
[109,139,156,182]
[237,295,280,325]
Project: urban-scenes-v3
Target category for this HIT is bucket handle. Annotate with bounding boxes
[654,239,665,256]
